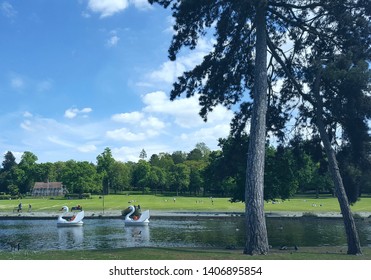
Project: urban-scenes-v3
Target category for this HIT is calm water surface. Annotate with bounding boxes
[1,217,371,251]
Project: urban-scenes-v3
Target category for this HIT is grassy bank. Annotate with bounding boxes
[1,194,371,214]
[1,246,371,260]
[1,194,371,260]
[0,194,243,213]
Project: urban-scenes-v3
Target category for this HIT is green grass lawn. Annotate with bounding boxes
[1,194,371,214]
[265,195,371,213]
[1,246,371,260]
[0,194,244,213]
[1,194,370,214]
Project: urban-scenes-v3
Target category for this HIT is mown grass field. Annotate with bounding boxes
[1,194,371,213]
[0,194,243,213]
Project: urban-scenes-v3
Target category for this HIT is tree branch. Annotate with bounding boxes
[269,1,325,10]
[267,36,314,104]
[268,8,335,44]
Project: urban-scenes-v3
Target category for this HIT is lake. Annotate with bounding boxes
[1,216,371,251]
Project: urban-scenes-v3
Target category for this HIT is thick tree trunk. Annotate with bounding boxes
[313,69,362,255]
[244,1,269,255]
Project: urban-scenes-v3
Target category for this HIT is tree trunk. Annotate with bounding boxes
[313,68,362,255]
[244,1,269,255]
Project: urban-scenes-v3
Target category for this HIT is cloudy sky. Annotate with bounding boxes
[0,0,233,163]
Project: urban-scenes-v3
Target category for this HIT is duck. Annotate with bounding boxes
[7,240,20,251]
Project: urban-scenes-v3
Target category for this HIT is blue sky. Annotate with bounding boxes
[0,0,233,163]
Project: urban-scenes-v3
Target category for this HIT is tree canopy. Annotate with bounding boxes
[149,0,370,255]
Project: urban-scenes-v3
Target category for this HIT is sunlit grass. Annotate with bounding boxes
[0,194,244,213]
[0,194,370,214]
[264,194,371,213]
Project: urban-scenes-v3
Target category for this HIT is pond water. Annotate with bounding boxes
[1,217,371,251]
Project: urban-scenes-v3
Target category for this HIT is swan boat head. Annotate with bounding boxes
[123,205,150,226]
[60,206,69,213]
[57,205,84,227]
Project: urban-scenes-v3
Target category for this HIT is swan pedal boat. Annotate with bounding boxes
[57,206,84,227]
[124,205,150,226]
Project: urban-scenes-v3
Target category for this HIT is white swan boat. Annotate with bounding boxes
[57,206,84,227]
[123,205,150,226]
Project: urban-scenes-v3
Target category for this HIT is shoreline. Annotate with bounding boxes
[1,210,370,220]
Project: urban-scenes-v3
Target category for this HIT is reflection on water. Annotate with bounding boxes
[0,217,370,251]
[58,227,84,249]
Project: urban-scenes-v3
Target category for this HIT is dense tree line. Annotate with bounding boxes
[1,138,369,199]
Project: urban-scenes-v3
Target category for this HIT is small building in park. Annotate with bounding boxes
[31,182,66,197]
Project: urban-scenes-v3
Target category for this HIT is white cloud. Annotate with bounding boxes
[87,0,129,18]
[135,81,153,88]
[205,105,233,124]
[81,11,91,18]
[106,35,120,47]
[112,111,165,129]
[112,142,170,162]
[141,90,233,142]
[23,111,33,118]
[129,0,152,11]
[112,146,141,162]
[140,116,166,130]
[77,144,97,153]
[20,120,33,131]
[147,37,213,85]
[86,0,152,18]
[142,91,204,128]
[64,109,77,119]
[149,60,186,84]
[9,74,54,93]
[112,111,144,123]
[14,87,232,162]
[11,77,24,90]
[106,116,164,142]
[64,107,92,119]
[163,15,175,34]
[17,113,106,161]
[37,79,53,92]
[81,108,93,113]
[47,136,74,148]
[180,124,230,144]
[46,137,97,154]
[106,127,147,141]
[1,2,17,18]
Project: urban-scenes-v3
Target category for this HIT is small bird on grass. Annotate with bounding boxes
[7,240,20,251]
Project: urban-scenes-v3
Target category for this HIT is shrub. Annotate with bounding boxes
[65,193,92,199]
[0,194,11,200]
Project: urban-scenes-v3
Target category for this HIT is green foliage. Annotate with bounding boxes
[139,149,147,160]
[0,140,369,200]
[65,193,91,199]
[2,151,16,172]
[0,194,11,200]
[264,146,298,201]
[7,184,19,196]
[96,147,115,194]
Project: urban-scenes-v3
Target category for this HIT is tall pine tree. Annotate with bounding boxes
[149,0,370,255]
